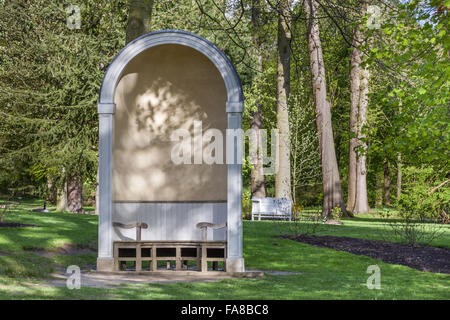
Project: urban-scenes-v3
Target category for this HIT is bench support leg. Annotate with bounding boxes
[197,247,201,271]
[136,244,141,272]
[151,245,157,271]
[175,247,181,271]
[201,245,207,272]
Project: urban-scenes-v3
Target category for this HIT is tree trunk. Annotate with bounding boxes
[396,152,402,203]
[348,7,370,214]
[275,0,292,200]
[353,62,370,213]
[383,159,391,206]
[67,174,83,213]
[304,0,348,217]
[347,27,361,212]
[46,177,56,204]
[250,0,267,198]
[396,103,402,203]
[126,0,154,44]
[56,181,68,212]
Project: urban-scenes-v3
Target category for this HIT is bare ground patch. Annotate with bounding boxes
[24,243,96,258]
[0,222,39,228]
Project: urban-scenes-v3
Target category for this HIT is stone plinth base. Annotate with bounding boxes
[96,257,114,272]
[226,258,245,272]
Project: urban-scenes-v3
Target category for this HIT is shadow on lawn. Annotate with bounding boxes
[0,203,98,278]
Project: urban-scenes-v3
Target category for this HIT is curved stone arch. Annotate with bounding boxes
[98,30,243,111]
[96,30,244,272]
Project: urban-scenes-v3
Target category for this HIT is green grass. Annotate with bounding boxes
[0,199,449,299]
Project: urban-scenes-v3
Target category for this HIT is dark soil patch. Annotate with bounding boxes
[0,222,39,228]
[25,243,97,257]
[285,235,450,274]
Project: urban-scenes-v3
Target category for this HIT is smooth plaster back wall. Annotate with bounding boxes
[113,44,227,202]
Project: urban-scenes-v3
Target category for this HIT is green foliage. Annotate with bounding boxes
[0,0,127,195]
[242,188,252,220]
[330,206,343,222]
[398,167,449,223]
[366,0,449,175]
[378,166,449,246]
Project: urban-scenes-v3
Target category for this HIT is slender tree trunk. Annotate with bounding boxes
[250,0,267,198]
[275,0,292,200]
[353,62,370,213]
[46,176,56,204]
[348,8,370,214]
[67,174,83,213]
[304,0,348,217]
[56,181,68,212]
[396,152,402,202]
[347,27,361,211]
[396,104,402,203]
[383,159,391,206]
[126,0,154,44]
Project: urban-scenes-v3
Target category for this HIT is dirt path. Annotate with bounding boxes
[47,268,273,289]
[286,235,450,274]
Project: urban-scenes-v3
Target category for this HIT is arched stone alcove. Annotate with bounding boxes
[97,30,244,272]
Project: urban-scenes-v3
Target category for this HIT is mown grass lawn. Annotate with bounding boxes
[0,199,449,299]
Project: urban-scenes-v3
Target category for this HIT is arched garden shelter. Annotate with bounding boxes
[97,30,244,272]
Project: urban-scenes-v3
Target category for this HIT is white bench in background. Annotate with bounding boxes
[251,197,292,221]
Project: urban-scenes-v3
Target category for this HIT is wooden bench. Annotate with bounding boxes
[251,197,292,221]
[113,221,227,272]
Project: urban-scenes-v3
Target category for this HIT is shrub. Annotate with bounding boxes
[380,210,444,247]
[273,206,325,237]
[242,189,252,220]
[399,167,449,223]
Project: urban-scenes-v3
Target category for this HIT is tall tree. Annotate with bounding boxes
[304,0,348,217]
[353,58,370,213]
[350,6,370,213]
[347,24,361,211]
[275,0,292,200]
[250,0,267,198]
[126,0,154,43]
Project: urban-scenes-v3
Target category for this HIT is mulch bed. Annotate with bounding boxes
[0,222,39,228]
[284,234,450,274]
